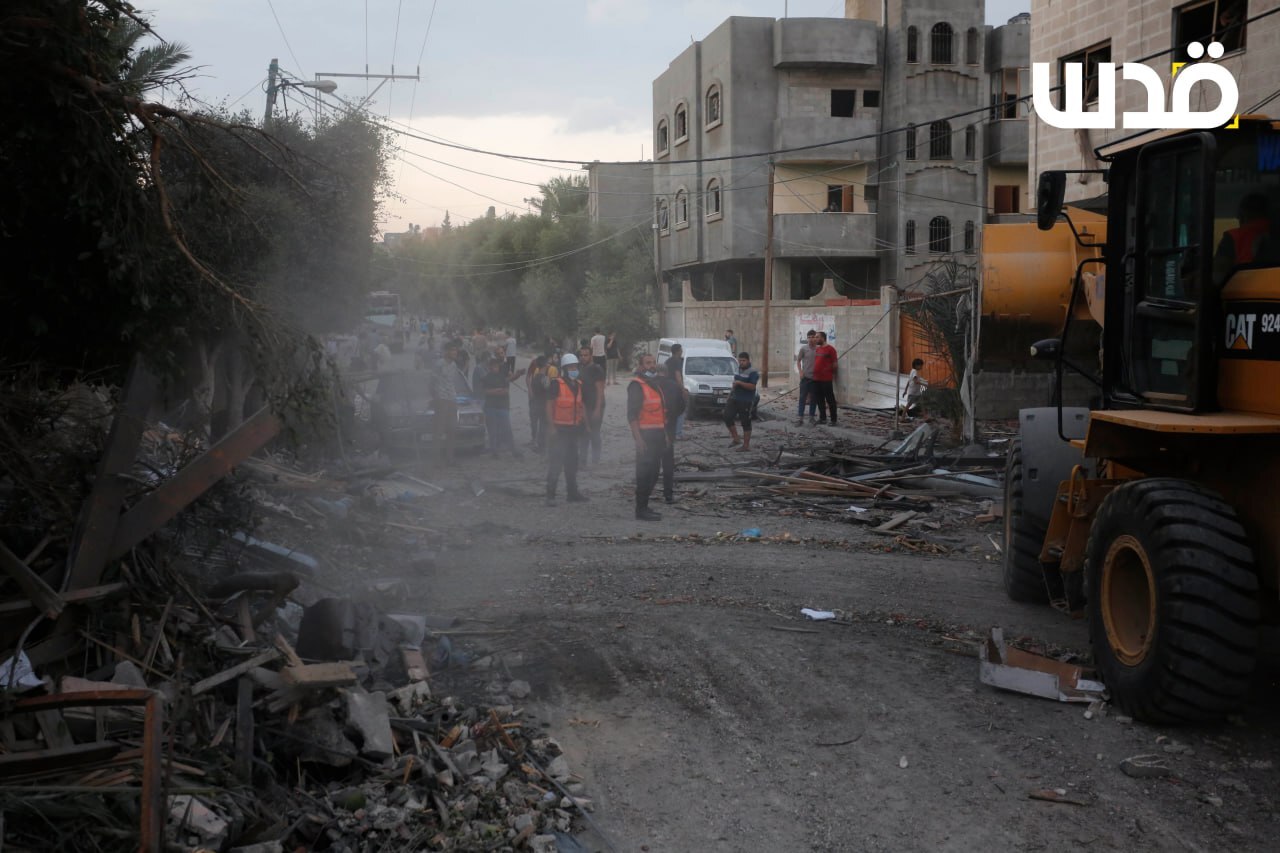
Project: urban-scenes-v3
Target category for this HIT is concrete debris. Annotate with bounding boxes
[508,679,532,699]
[342,688,395,761]
[1120,754,1173,779]
[168,795,230,847]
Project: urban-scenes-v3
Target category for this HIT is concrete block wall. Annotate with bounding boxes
[662,280,894,404]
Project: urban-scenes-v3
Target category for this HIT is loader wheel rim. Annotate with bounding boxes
[1101,535,1157,666]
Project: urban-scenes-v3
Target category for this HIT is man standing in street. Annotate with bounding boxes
[590,328,607,364]
[665,343,688,439]
[430,340,463,466]
[480,356,521,458]
[628,353,668,521]
[795,329,818,426]
[504,330,518,376]
[544,354,589,506]
[724,352,758,452]
[812,331,839,426]
[577,345,606,468]
[725,329,737,354]
[658,358,687,504]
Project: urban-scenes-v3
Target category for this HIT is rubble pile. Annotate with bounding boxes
[0,544,590,851]
[0,379,590,851]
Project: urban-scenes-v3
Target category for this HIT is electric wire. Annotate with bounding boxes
[264,0,304,77]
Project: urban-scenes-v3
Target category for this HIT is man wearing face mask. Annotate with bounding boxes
[627,353,669,521]
[543,353,589,506]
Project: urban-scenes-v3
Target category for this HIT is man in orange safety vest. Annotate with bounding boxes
[627,352,669,521]
[543,353,590,506]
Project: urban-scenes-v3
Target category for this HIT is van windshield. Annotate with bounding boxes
[684,357,737,376]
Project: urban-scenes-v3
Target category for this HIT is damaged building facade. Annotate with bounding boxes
[636,0,1030,398]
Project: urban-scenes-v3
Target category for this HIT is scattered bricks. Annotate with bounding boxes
[545,755,571,781]
[342,688,395,762]
[167,795,230,848]
[530,834,559,853]
[479,748,509,782]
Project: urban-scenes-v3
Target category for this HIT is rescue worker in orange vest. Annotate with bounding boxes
[628,352,669,521]
[544,353,590,506]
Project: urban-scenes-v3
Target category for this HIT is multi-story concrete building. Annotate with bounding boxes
[645,0,1029,394]
[1029,0,1280,204]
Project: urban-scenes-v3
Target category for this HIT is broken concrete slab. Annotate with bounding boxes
[111,660,148,688]
[342,688,395,761]
[978,627,1105,704]
[168,795,230,848]
[291,708,357,767]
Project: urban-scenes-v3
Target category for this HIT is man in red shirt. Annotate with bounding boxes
[811,332,839,426]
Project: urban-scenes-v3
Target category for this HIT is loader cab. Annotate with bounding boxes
[1038,120,1280,416]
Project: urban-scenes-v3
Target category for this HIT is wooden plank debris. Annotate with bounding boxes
[191,648,281,696]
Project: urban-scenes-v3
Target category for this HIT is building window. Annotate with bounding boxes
[964,124,976,159]
[674,104,688,143]
[706,85,722,126]
[1058,42,1111,108]
[864,185,879,203]
[706,178,721,217]
[656,119,669,155]
[929,120,952,159]
[966,27,980,65]
[666,276,683,303]
[929,216,951,253]
[990,68,1028,119]
[905,220,916,254]
[674,189,688,225]
[826,185,854,212]
[994,185,1020,214]
[964,220,975,253]
[906,125,917,160]
[907,26,919,63]
[657,198,670,232]
[862,89,880,108]
[831,89,857,117]
[1175,0,1247,57]
[930,23,954,64]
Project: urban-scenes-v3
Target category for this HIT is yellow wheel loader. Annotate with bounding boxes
[1007,118,1280,723]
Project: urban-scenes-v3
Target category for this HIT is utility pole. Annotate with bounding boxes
[263,58,280,126]
[761,161,776,388]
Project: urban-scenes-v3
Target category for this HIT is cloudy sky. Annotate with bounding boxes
[142,1,1029,233]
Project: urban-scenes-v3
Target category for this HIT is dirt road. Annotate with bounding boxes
[310,378,1280,852]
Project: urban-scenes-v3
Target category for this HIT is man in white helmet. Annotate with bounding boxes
[543,353,590,506]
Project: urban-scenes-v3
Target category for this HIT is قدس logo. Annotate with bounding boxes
[1032,41,1238,130]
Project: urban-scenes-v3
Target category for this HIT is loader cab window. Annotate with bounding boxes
[1129,134,1214,409]
[1211,128,1280,286]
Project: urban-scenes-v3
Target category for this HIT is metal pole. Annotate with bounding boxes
[761,161,775,388]
[263,58,279,126]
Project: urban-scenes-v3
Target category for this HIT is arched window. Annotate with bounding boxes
[657,198,670,231]
[929,120,952,159]
[706,178,721,216]
[964,220,975,253]
[905,220,916,254]
[675,189,688,225]
[706,85,722,126]
[905,125,917,160]
[907,26,919,63]
[964,124,976,159]
[674,103,688,143]
[656,119,669,155]
[966,27,980,65]
[929,216,951,253]
[930,23,954,64]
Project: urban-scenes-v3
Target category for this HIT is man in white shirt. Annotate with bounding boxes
[590,329,607,360]
[505,331,518,375]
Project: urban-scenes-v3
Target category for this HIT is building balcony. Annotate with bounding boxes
[773,18,879,68]
[773,212,877,258]
[774,116,878,163]
[985,119,1028,165]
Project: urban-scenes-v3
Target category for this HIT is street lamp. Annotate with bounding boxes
[263,58,338,124]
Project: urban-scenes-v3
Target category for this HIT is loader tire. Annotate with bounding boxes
[1085,479,1259,724]
[1003,439,1050,604]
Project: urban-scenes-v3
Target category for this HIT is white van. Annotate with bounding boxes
[657,339,752,416]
